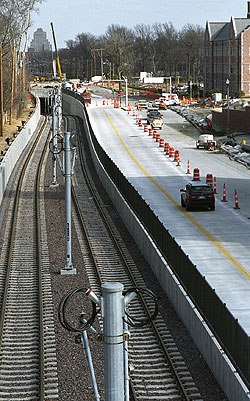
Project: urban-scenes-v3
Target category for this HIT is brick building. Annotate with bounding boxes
[204,1,250,96]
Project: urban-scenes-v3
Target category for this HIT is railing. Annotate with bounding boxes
[63,88,250,389]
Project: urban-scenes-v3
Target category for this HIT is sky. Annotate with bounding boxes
[29,0,248,49]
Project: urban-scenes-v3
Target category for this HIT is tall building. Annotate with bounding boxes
[204,1,250,96]
[30,28,52,52]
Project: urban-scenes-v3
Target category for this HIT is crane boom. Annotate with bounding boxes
[50,22,63,79]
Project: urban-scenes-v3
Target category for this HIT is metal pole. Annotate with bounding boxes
[227,84,229,131]
[81,331,101,401]
[57,87,62,131]
[60,132,76,275]
[102,282,124,401]
[51,102,58,187]
[123,320,129,401]
[226,79,230,132]
[122,76,128,108]
[9,46,15,125]
[125,78,128,109]
[101,48,103,85]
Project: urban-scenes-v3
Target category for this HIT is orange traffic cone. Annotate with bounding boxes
[221,183,228,202]
[234,190,240,209]
[176,153,181,166]
[213,177,217,194]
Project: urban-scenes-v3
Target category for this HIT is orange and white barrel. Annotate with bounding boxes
[192,168,200,181]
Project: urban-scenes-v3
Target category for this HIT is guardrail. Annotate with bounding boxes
[63,88,250,390]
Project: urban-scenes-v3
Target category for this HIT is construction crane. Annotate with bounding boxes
[50,22,63,80]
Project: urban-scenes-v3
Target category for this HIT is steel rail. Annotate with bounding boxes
[0,117,51,400]
[68,115,200,401]
[35,122,52,398]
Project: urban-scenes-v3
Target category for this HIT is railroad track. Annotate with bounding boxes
[0,117,58,400]
[69,115,203,401]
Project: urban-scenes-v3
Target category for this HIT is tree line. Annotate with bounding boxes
[61,22,204,84]
[0,4,205,136]
[31,22,204,87]
[0,0,43,135]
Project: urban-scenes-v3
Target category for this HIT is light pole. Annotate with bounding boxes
[122,76,128,108]
[103,60,112,81]
[226,78,230,131]
[226,78,230,108]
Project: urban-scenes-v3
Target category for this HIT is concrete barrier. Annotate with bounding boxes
[0,93,41,206]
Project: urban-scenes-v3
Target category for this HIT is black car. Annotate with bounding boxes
[180,182,215,211]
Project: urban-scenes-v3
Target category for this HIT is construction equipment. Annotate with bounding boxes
[50,22,63,80]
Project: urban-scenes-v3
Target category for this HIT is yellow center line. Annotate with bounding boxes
[103,110,250,280]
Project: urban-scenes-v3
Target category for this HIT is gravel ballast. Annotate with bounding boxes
[44,130,229,401]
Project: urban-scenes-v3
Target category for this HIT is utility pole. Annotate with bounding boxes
[22,52,26,95]
[92,48,104,78]
[101,48,103,85]
[60,131,76,275]
[9,46,15,125]
[0,47,3,137]
[102,283,124,401]
[92,49,97,76]
[87,59,89,81]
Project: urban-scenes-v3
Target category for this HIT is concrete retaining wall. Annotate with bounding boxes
[0,93,41,206]
[63,93,250,401]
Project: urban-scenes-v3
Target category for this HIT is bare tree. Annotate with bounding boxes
[0,0,44,124]
[134,24,156,74]
[179,24,204,83]
[104,24,135,79]
[63,20,204,87]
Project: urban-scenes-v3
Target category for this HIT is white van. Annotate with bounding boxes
[161,93,180,105]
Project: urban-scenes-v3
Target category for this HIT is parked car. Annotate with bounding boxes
[180,182,215,211]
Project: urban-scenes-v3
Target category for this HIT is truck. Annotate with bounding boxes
[196,134,216,150]
[91,76,102,83]
[160,93,180,106]
[137,99,149,109]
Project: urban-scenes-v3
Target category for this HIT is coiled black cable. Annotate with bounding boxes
[59,286,157,331]
[58,287,97,333]
[123,287,158,327]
